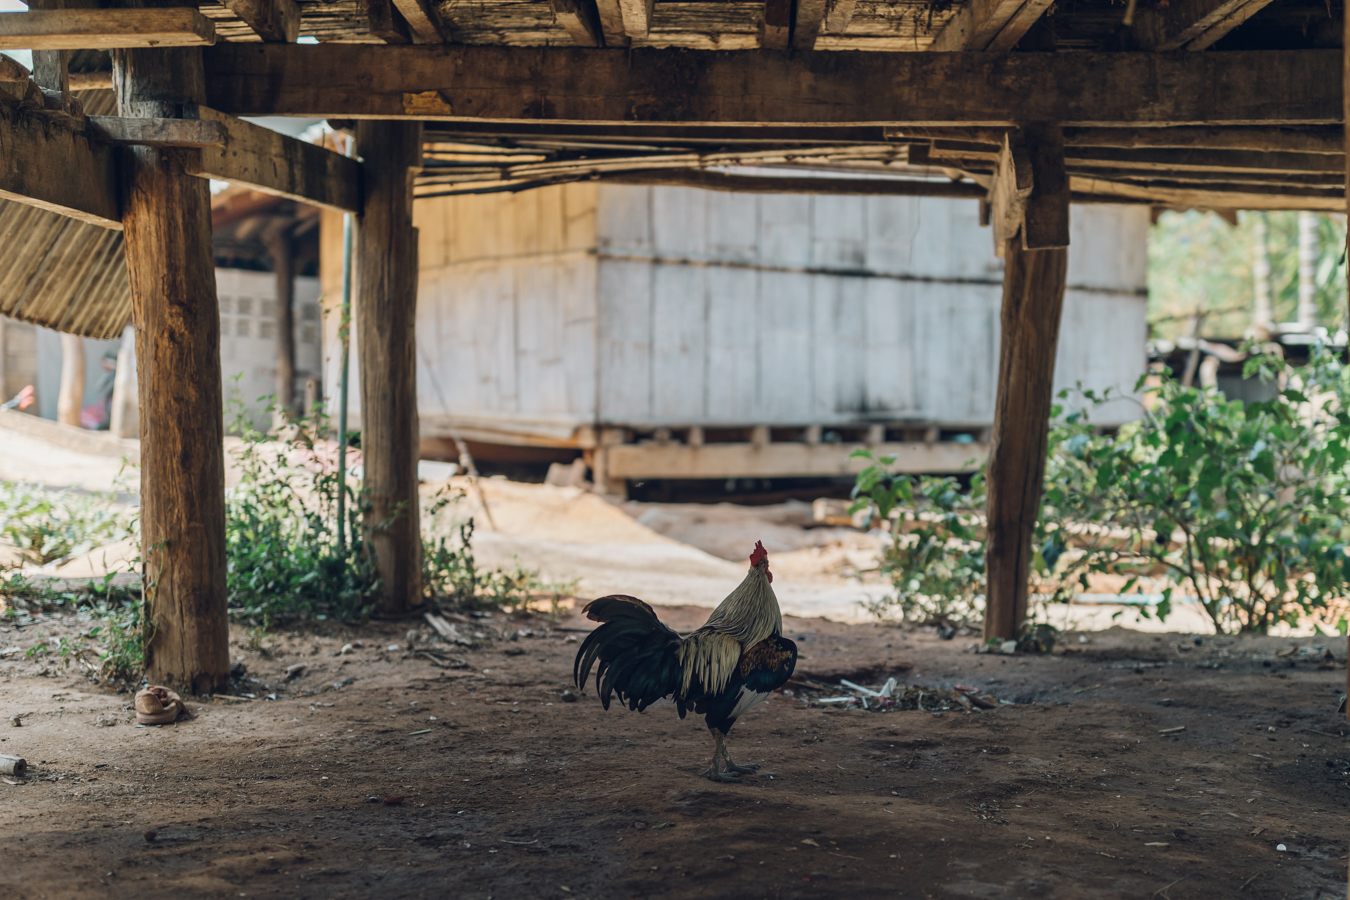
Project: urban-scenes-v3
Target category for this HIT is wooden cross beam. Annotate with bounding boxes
[188,107,362,212]
[0,8,215,50]
[0,101,120,228]
[200,46,1340,127]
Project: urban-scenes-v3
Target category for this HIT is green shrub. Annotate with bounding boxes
[852,344,1350,636]
[0,481,135,566]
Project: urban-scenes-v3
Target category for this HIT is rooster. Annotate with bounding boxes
[573,541,797,782]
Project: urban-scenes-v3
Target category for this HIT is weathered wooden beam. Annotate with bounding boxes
[760,0,791,50]
[606,170,989,197]
[1022,123,1068,250]
[222,0,300,42]
[389,0,448,42]
[551,0,602,47]
[268,231,296,418]
[430,121,898,144]
[0,102,120,227]
[929,0,1054,52]
[617,0,652,38]
[361,0,411,43]
[932,142,1345,175]
[113,44,228,695]
[893,125,1346,155]
[1063,127,1343,156]
[793,0,829,50]
[984,236,1067,643]
[0,53,28,81]
[68,70,113,89]
[186,107,362,212]
[88,114,226,147]
[1069,174,1343,211]
[593,0,628,46]
[823,0,858,34]
[1133,0,1277,51]
[201,46,1341,128]
[0,8,215,50]
[990,132,1032,247]
[356,120,423,616]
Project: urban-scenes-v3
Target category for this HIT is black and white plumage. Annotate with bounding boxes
[573,542,797,782]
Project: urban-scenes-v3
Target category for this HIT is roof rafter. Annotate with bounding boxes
[1132,0,1278,51]
[928,0,1055,52]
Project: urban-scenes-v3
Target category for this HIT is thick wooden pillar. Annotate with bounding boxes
[984,241,1067,642]
[57,333,84,426]
[114,46,229,694]
[269,231,296,419]
[983,124,1069,643]
[356,121,423,615]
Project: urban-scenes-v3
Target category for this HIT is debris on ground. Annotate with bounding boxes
[787,675,1005,712]
[134,685,192,725]
[424,612,479,646]
[0,753,26,776]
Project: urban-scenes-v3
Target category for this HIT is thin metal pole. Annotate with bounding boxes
[336,132,356,555]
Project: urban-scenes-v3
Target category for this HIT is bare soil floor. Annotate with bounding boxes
[0,609,1347,900]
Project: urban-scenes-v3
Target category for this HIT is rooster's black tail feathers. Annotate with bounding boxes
[574,595,684,714]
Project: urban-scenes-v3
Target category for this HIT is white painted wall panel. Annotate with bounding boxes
[705,266,759,422]
[596,259,652,421]
[650,263,707,420]
[861,277,916,415]
[416,186,1148,434]
[758,269,814,420]
[810,275,867,421]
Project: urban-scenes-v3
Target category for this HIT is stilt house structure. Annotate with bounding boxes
[0,0,1340,691]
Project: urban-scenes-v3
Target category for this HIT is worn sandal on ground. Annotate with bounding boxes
[135,685,191,725]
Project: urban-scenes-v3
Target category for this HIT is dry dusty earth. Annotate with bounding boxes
[0,606,1347,900]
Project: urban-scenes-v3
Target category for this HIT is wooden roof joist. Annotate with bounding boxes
[201,45,1339,127]
[0,8,216,50]
[893,126,1344,155]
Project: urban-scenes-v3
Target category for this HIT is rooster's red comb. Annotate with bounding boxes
[749,540,769,568]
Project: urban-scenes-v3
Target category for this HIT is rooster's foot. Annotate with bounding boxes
[725,761,760,774]
[702,767,743,783]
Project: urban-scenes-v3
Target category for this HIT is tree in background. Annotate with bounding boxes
[1148,211,1346,341]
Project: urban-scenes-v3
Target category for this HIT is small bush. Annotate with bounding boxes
[0,481,135,566]
[852,344,1350,636]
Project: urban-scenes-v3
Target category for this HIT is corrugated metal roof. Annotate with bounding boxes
[0,201,131,340]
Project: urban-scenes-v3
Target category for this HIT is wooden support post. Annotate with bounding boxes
[269,230,296,420]
[114,45,229,694]
[984,124,1069,644]
[109,324,138,440]
[984,239,1068,643]
[57,333,84,426]
[356,120,423,616]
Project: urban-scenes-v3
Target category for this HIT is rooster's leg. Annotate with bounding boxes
[701,728,742,782]
[719,733,760,774]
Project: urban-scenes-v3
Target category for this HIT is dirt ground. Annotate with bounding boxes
[1,606,1347,900]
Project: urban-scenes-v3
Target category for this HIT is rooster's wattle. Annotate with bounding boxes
[573,541,797,781]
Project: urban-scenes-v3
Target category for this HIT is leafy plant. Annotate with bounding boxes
[0,482,134,566]
[224,398,376,625]
[850,454,987,628]
[851,345,1350,636]
[225,398,564,625]
[1045,346,1350,634]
